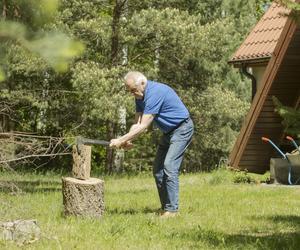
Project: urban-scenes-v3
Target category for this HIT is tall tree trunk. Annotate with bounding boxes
[111,0,127,66]
[2,0,7,19]
[114,107,126,172]
[106,0,127,173]
[105,121,116,173]
[114,0,128,172]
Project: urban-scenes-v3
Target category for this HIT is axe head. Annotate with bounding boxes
[76,136,84,146]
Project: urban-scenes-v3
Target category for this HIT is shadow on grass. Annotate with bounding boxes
[107,207,159,215]
[0,180,61,194]
[264,214,300,227]
[108,188,150,195]
[174,215,300,249]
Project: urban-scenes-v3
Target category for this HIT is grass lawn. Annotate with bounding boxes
[1,168,300,250]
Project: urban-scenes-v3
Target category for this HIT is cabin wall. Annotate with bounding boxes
[251,66,267,90]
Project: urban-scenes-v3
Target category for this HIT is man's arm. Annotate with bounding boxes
[128,112,143,133]
[135,112,142,124]
[110,114,154,148]
[120,112,142,150]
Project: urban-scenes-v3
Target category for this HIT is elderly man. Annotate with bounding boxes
[110,71,194,217]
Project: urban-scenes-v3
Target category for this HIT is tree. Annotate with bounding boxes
[275,1,300,24]
[273,97,300,138]
[0,0,84,81]
[1,0,268,172]
[0,0,84,169]
[183,85,250,171]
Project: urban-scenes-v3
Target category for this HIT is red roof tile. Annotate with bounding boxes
[229,2,290,64]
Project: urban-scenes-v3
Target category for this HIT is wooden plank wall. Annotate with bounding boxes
[238,28,300,173]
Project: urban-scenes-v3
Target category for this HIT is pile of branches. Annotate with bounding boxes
[0,132,72,170]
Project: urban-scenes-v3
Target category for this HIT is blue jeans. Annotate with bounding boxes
[153,118,194,212]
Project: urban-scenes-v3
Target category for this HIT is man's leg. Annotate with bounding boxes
[163,119,194,212]
[153,134,170,210]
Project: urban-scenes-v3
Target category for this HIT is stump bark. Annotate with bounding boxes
[62,177,104,218]
[72,145,91,180]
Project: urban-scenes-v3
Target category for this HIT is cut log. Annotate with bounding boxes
[72,145,91,180]
[62,177,104,218]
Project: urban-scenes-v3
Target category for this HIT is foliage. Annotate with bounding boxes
[71,63,131,122]
[0,0,84,81]
[277,0,300,23]
[0,0,268,172]
[123,128,160,172]
[182,85,250,171]
[273,96,300,138]
[278,0,300,11]
[127,9,237,89]
[232,170,257,184]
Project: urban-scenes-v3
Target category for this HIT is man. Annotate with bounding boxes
[110,71,194,218]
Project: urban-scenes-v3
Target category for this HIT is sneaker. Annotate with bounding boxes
[159,211,179,218]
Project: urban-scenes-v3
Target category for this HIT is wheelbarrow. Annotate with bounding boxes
[262,136,300,185]
[286,136,300,154]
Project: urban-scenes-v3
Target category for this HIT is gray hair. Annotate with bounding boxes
[124,71,147,86]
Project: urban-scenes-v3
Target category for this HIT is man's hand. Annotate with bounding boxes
[110,114,154,149]
[122,141,134,150]
[109,139,134,150]
[109,138,123,149]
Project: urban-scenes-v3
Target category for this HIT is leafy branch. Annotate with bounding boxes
[273,96,300,137]
[0,1,84,81]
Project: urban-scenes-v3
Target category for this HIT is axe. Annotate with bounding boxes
[75,136,110,154]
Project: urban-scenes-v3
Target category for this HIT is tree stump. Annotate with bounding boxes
[62,177,104,218]
[72,145,91,180]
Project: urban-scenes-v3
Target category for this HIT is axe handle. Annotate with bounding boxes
[80,138,110,146]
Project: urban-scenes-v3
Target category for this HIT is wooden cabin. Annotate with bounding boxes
[228,2,300,173]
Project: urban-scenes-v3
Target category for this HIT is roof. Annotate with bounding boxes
[229,2,290,65]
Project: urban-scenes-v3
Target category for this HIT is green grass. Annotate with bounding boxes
[1,168,300,250]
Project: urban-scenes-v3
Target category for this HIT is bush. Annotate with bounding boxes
[181,85,250,171]
[232,171,256,184]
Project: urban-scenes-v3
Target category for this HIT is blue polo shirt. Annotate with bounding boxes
[135,80,189,133]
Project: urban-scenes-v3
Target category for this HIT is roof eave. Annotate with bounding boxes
[228,56,271,67]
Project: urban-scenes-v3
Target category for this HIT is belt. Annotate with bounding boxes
[165,117,190,135]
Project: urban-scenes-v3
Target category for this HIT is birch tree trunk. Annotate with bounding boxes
[114,0,128,172]
[107,0,128,173]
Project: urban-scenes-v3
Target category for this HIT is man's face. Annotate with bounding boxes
[125,79,145,99]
